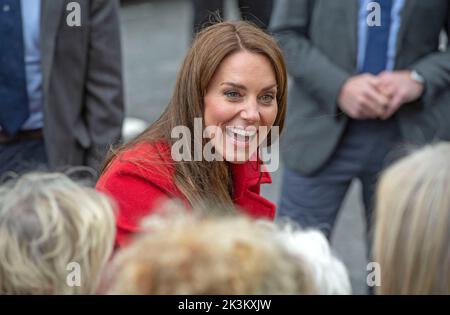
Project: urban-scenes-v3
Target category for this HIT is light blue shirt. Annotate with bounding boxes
[20,0,43,130]
[357,0,405,72]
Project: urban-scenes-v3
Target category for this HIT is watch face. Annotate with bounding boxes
[411,71,425,84]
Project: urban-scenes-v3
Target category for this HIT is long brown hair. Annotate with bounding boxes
[101,21,287,209]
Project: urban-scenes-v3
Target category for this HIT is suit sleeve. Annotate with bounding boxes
[84,0,124,171]
[411,6,450,104]
[269,0,351,115]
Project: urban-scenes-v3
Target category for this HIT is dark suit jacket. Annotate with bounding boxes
[41,0,124,171]
[270,0,450,175]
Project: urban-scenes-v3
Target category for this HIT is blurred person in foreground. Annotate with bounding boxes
[270,0,450,245]
[192,0,273,33]
[97,21,287,248]
[105,208,351,295]
[0,172,116,294]
[0,0,124,180]
[374,142,450,294]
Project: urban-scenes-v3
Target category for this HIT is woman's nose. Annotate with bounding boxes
[240,99,260,123]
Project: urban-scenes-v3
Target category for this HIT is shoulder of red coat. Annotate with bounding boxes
[97,141,176,189]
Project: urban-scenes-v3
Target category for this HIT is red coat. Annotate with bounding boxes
[96,142,276,247]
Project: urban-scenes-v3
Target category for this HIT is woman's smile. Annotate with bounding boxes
[225,126,258,147]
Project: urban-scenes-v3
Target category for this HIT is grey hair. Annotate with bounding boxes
[0,172,116,294]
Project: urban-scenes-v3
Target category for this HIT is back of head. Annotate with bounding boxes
[106,212,313,294]
[106,208,351,295]
[374,142,450,294]
[0,173,116,294]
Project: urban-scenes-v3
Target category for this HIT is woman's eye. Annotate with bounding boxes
[260,94,275,104]
[224,91,241,99]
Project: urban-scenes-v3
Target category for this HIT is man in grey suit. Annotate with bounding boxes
[270,0,450,242]
[0,0,123,179]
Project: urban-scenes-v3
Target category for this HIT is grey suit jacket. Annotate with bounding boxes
[270,0,450,175]
[40,0,124,172]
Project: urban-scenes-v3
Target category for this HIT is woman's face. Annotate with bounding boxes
[204,50,278,163]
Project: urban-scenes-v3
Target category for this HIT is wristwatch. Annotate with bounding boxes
[410,70,425,85]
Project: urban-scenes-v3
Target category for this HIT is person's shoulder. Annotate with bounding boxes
[97,141,175,190]
[119,141,172,164]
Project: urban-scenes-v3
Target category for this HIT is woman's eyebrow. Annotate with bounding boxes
[220,82,247,90]
[220,82,278,91]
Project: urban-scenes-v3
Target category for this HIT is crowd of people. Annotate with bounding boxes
[1,142,449,294]
[0,0,449,294]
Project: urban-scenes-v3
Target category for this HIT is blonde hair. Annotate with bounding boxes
[106,207,350,295]
[0,173,116,294]
[374,142,450,294]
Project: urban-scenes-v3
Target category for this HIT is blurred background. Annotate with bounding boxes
[120,0,368,294]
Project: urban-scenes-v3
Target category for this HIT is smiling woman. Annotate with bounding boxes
[204,50,278,163]
[96,21,287,247]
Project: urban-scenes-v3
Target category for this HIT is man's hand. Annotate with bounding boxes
[338,74,390,120]
[376,70,425,120]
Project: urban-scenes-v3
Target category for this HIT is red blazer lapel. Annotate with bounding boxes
[230,160,276,220]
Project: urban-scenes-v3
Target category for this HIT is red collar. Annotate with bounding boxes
[230,160,275,220]
[230,160,271,198]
